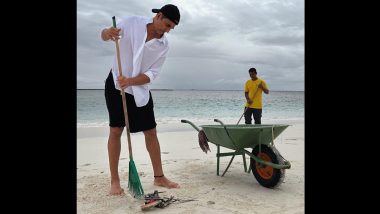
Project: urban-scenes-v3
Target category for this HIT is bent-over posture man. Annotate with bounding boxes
[100,4,181,195]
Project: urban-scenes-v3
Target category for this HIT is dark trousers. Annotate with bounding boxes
[244,107,262,124]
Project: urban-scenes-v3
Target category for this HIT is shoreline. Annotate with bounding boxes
[77,118,304,138]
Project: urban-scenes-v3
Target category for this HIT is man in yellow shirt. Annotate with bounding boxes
[244,68,269,124]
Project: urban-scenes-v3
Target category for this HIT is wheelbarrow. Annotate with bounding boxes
[181,119,291,188]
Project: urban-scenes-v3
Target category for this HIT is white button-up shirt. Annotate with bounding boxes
[111,16,169,107]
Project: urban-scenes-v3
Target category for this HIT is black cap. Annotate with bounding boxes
[152,4,180,25]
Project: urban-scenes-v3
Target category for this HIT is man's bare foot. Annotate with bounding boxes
[109,181,125,196]
[154,176,180,189]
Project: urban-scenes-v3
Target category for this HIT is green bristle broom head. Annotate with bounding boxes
[128,160,144,199]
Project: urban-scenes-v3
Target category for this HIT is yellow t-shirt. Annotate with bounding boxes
[244,78,268,109]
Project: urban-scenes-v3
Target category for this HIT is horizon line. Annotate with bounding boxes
[77,88,304,92]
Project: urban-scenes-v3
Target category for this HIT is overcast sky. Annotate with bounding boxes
[77,0,304,91]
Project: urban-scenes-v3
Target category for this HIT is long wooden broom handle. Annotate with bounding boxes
[251,81,261,103]
[112,16,134,160]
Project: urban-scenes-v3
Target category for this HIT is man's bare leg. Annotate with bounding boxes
[144,128,179,188]
[108,127,125,195]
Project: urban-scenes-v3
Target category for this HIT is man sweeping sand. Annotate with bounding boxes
[100,4,181,195]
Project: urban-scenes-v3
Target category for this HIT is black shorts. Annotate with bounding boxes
[104,71,157,133]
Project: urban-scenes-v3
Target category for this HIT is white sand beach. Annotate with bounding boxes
[77,120,304,214]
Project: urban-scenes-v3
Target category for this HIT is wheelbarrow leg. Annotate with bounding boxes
[216,145,220,176]
[242,153,247,172]
[222,154,236,177]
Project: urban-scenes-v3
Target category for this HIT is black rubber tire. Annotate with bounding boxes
[250,144,285,188]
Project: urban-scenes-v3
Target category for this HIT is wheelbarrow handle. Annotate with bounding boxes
[213,119,238,149]
[181,119,201,132]
[214,119,225,126]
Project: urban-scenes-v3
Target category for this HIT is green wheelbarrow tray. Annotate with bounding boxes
[181,119,291,188]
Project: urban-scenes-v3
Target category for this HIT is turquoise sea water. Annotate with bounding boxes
[77,90,304,127]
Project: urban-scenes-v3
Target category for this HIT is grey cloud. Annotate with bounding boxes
[77,0,304,90]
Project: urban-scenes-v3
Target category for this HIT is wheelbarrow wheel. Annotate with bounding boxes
[250,144,285,188]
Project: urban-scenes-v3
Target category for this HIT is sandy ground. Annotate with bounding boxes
[77,120,304,214]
